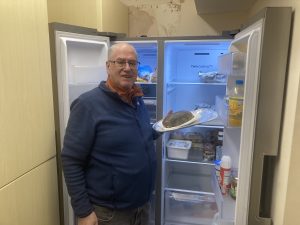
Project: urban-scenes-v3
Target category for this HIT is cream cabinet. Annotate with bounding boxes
[194,0,257,14]
[47,0,129,35]
[0,159,60,225]
[0,0,60,224]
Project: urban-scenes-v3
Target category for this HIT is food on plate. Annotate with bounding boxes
[162,111,194,128]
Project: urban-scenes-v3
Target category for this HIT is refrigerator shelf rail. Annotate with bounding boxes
[167,82,227,86]
[165,188,215,197]
[165,158,215,166]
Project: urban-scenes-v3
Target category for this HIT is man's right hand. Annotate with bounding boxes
[78,211,98,225]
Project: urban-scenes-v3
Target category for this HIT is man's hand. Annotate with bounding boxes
[78,211,98,225]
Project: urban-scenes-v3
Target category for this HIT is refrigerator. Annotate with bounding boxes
[49,7,292,225]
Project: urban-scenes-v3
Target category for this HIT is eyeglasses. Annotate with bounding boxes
[109,59,140,69]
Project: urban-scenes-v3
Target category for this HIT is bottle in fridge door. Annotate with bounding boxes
[219,155,232,195]
[228,79,244,127]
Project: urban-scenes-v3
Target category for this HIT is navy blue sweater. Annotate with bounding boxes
[61,81,158,217]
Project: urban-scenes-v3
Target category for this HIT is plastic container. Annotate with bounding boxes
[228,79,244,127]
[167,139,192,160]
[165,191,217,224]
[220,155,232,195]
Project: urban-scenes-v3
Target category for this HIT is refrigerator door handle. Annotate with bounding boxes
[248,154,276,225]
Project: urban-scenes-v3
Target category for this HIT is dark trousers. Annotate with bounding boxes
[93,202,150,225]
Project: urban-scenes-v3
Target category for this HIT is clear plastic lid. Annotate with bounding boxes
[167,139,192,150]
[220,155,232,169]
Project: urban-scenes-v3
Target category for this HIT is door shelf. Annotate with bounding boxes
[211,171,235,221]
[215,95,242,128]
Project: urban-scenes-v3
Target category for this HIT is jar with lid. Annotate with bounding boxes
[229,169,238,199]
[230,176,238,199]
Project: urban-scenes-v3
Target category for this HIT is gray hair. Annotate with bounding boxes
[108,43,138,60]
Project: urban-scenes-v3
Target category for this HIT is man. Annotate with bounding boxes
[61,43,159,225]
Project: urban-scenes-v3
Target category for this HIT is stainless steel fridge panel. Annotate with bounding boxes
[49,24,110,225]
[248,7,292,225]
[155,40,165,225]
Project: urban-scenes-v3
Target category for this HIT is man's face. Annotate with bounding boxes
[106,45,138,90]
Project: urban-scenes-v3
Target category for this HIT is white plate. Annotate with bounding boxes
[153,108,218,132]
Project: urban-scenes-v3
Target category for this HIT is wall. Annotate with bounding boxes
[101,0,129,34]
[121,0,248,37]
[284,76,300,225]
[0,0,60,224]
[47,0,98,29]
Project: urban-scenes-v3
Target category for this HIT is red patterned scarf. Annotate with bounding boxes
[106,78,144,104]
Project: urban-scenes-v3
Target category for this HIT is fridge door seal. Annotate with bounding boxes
[230,19,263,225]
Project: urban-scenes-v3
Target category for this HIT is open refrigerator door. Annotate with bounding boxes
[52,30,109,225]
[213,17,263,225]
[210,7,292,225]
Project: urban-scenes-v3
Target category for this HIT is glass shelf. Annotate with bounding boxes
[165,157,214,166]
[167,81,226,86]
[199,116,224,128]
[136,81,157,84]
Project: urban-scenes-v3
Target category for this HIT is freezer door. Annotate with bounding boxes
[53,30,109,225]
[230,7,292,225]
[54,30,109,147]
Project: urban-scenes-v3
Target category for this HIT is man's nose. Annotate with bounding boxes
[123,62,131,70]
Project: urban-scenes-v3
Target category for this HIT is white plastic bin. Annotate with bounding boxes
[167,139,192,160]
